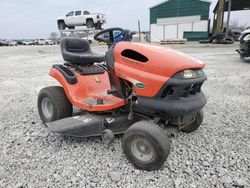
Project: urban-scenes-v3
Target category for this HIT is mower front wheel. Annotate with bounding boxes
[38,86,72,123]
[122,121,170,171]
[179,110,204,133]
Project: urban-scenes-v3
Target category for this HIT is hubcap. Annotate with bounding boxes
[41,98,53,119]
[130,137,155,162]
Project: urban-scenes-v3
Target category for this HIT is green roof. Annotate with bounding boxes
[149,0,211,9]
[150,0,211,24]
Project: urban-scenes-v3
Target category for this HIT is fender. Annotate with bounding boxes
[49,67,125,111]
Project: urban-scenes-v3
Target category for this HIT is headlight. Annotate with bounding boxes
[173,69,205,79]
[183,69,196,79]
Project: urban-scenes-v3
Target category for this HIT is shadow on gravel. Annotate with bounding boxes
[240,58,250,63]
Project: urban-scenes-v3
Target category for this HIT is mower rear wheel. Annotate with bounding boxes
[38,86,72,123]
[122,121,170,171]
[179,110,204,133]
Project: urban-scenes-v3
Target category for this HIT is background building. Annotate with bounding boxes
[149,0,211,42]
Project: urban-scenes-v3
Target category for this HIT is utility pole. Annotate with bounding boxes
[215,0,225,33]
[138,20,141,42]
[225,0,232,37]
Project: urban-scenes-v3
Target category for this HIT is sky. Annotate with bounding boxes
[0,0,249,39]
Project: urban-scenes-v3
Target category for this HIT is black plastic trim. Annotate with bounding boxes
[136,75,207,117]
[156,76,207,98]
[53,64,77,85]
[137,92,207,117]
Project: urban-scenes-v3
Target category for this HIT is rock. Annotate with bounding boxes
[233,178,246,187]
[185,160,191,166]
[184,167,193,175]
[14,183,25,188]
[26,150,33,157]
[189,183,197,188]
[109,171,122,182]
[0,166,8,179]
[202,161,210,167]
[174,178,182,188]
[221,176,233,188]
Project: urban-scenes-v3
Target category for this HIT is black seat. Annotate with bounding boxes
[61,38,105,66]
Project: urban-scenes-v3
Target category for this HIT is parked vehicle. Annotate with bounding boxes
[57,10,106,30]
[0,40,9,46]
[37,27,207,171]
[236,29,250,59]
[23,40,34,45]
[15,40,25,45]
[233,32,241,41]
[45,39,54,45]
[35,39,46,45]
[8,41,18,46]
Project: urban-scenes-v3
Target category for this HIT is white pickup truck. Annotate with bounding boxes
[57,10,106,30]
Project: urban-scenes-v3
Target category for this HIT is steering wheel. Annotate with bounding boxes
[94,27,124,44]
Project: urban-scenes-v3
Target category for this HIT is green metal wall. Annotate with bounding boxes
[150,0,210,24]
[183,31,208,41]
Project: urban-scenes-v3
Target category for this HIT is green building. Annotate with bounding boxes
[149,0,211,42]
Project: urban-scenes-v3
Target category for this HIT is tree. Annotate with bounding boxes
[229,19,248,32]
[49,32,59,41]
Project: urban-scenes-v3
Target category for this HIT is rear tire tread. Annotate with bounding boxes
[38,86,72,122]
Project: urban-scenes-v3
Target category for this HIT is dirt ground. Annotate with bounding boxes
[0,43,249,188]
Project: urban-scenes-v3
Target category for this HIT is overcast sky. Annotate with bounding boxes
[0,0,249,39]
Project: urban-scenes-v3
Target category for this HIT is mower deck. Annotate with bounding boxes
[47,113,139,137]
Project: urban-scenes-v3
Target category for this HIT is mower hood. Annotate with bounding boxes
[114,42,205,78]
[114,42,206,97]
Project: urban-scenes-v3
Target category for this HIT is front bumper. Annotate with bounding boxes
[137,92,207,117]
[97,20,106,24]
[137,76,207,117]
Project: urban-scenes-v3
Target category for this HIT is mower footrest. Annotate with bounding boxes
[46,115,102,137]
[83,98,116,105]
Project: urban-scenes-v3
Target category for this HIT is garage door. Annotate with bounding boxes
[150,24,164,42]
[165,25,177,39]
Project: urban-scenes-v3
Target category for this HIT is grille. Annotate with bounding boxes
[182,83,202,97]
[161,83,203,98]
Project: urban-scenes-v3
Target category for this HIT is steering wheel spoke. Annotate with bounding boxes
[94,27,124,45]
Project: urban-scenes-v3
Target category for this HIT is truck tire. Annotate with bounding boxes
[86,19,94,28]
[95,23,102,30]
[38,86,72,123]
[58,21,66,30]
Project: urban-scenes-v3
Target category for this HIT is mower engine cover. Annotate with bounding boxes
[113,42,205,97]
[107,42,207,116]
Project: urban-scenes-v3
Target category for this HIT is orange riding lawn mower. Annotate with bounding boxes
[38,28,207,170]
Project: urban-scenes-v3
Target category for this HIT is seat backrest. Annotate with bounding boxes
[61,38,91,53]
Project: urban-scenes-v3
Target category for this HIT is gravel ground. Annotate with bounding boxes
[0,43,249,188]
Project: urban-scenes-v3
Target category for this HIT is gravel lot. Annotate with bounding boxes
[0,43,249,188]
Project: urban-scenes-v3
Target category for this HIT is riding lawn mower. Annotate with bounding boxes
[38,28,207,170]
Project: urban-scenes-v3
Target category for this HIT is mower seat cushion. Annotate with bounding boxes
[61,38,105,66]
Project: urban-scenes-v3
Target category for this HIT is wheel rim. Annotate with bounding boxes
[41,98,53,119]
[130,137,155,162]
